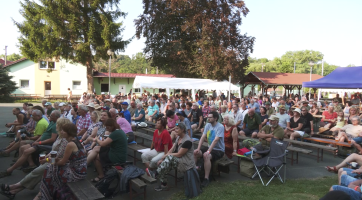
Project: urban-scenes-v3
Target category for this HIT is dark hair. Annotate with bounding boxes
[118,112,125,118]
[33,106,45,115]
[104,119,120,132]
[166,110,174,118]
[260,107,266,114]
[14,108,20,111]
[186,102,192,107]
[62,123,77,137]
[209,111,219,121]
[245,99,250,105]
[102,110,112,118]
[73,107,78,113]
[156,102,160,107]
[181,104,186,108]
[23,103,28,106]
[157,118,167,129]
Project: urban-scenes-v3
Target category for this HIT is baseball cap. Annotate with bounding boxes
[268,115,279,121]
[121,102,129,106]
[45,102,52,106]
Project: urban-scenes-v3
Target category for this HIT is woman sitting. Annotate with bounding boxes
[80,111,102,142]
[0,118,72,199]
[330,112,345,133]
[132,103,146,125]
[142,118,172,176]
[310,102,319,116]
[146,123,198,195]
[320,106,337,131]
[285,108,305,140]
[223,115,239,159]
[71,107,80,125]
[36,123,87,200]
[82,111,111,150]
[89,119,128,182]
[335,116,362,143]
[117,112,135,143]
[259,107,269,127]
[346,106,359,125]
[166,110,179,133]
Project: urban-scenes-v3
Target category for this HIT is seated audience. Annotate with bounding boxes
[132,103,146,124]
[60,103,73,122]
[145,100,159,122]
[166,110,179,133]
[259,107,269,127]
[223,115,239,159]
[83,111,111,150]
[326,153,362,185]
[5,108,29,134]
[239,108,261,137]
[76,105,92,137]
[80,111,102,142]
[236,103,248,131]
[310,102,319,115]
[300,106,314,136]
[117,112,135,143]
[320,106,337,130]
[71,107,79,125]
[276,105,290,130]
[146,123,198,193]
[346,106,359,125]
[336,116,362,143]
[120,102,131,124]
[89,119,128,182]
[194,112,224,188]
[36,123,87,200]
[143,118,173,176]
[190,103,204,132]
[0,118,72,198]
[171,111,192,140]
[257,115,285,145]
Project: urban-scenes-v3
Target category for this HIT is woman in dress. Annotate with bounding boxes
[37,123,87,200]
[222,115,239,159]
[80,111,102,142]
[67,88,72,102]
[0,119,72,199]
[82,111,111,150]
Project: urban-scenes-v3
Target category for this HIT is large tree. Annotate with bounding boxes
[0,66,18,99]
[15,0,130,92]
[0,53,23,62]
[135,0,255,83]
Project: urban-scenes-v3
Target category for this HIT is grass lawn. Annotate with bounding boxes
[170,175,336,200]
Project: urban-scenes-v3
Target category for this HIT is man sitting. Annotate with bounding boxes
[0,110,48,157]
[257,115,285,145]
[249,99,260,113]
[120,102,131,124]
[276,100,290,113]
[333,99,343,112]
[60,102,72,122]
[300,106,314,136]
[5,108,29,134]
[193,112,225,188]
[76,105,91,137]
[45,102,55,118]
[0,111,60,178]
[275,105,290,131]
[264,102,274,116]
[239,108,262,137]
[145,100,159,122]
[190,103,204,132]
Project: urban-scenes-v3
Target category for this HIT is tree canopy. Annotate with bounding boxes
[0,67,18,97]
[0,53,23,62]
[15,0,131,92]
[247,50,340,76]
[135,0,255,83]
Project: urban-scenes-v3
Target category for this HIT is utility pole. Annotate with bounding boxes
[321,60,324,76]
[4,46,7,65]
[294,62,295,73]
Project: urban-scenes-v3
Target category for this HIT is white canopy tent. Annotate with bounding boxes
[318,89,362,101]
[132,76,240,99]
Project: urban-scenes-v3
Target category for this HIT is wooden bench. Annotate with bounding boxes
[67,179,105,200]
[10,94,41,100]
[145,121,156,128]
[113,167,156,200]
[285,138,337,163]
[303,137,352,147]
[128,143,148,164]
[138,127,156,135]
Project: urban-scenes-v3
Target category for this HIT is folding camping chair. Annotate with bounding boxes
[251,138,289,186]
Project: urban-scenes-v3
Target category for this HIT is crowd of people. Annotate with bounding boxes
[1,90,362,199]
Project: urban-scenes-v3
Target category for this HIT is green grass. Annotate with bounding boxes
[170,176,336,200]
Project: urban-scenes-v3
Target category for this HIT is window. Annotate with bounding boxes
[39,61,56,69]
[101,84,109,93]
[175,89,181,93]
[73,81,81,90]
[159,89,166,92]
[134,88,140,92]
[20,80,29,89]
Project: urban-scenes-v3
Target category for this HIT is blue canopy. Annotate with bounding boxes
[302,66,362,88]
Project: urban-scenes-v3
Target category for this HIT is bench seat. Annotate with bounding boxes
[67,179,104,200]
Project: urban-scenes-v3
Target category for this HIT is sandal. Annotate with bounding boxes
[0,190,15,199]
[91,177,103,183]
[0,184,9,192]
[325,166,338,173]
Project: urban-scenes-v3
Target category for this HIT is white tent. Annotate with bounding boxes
[132,76,240,99]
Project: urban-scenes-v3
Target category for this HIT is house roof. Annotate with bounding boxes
[2,58,28,68]
[245,72,324,86]
[93,72,175,78]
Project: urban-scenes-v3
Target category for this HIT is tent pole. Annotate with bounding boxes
[228,75,231,102]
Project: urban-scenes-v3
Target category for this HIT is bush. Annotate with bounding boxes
[0,96,15,103]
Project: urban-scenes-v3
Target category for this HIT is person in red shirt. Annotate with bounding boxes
[142,118,173,176]
[320,106,337,130]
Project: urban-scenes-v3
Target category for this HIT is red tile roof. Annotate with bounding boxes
[93,72,175,78]
[246,72,323,85]
[2,58,28,68]
[0,59,13,66]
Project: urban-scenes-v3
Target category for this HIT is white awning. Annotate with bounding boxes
[132,76,240,92]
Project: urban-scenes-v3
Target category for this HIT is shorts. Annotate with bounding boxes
[23,140,34,145]
[353,137,362,144]
[200,146,224,161]
[342,168,360,178]
[241,128,259,136]
[332,175,362,200]
[191,122,199,126]
[295,130,305,137]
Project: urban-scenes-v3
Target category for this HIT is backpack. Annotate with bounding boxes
[184,168,202,198]
[95,168,120,198]
[242,139,260,149]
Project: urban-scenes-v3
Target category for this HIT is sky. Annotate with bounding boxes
[0,0,361,67]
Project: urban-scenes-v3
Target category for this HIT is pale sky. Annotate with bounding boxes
[0,0,361,67]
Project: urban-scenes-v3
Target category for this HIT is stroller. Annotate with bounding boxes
[251,138,289,186]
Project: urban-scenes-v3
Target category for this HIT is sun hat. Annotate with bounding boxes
[293,108,301,114]
[45,102,52,106]
[268,115,279,121]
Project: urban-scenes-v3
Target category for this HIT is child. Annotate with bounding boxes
[333,112,345,140]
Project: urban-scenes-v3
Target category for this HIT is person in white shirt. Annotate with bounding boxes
[271,98,279,112]
[160,98,167,114]
[275,105,290,132]
[236,103,248,131]
[61,102,73,122]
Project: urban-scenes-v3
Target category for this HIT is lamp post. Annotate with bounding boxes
[107,49,114,96]
[308,61,314,100]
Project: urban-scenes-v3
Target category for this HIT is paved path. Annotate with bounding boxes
[0,103,340,200]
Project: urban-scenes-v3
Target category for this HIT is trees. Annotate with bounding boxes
[0,66,18,101]
[0,53,23,62]
[135,0,255,83]
[15,0,131,92]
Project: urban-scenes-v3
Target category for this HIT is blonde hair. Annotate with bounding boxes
[92,111,100,122]
[56,118,72,138]
[338,111,345,122]
[224,115,235,126]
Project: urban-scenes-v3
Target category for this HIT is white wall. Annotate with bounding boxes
[58,60,88,95]
[8,60,36,95]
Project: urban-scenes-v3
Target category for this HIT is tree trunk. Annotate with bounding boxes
[86,58,94,94]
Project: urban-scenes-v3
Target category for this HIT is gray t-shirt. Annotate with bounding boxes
[276,113,290,129]
[203,122,225,152]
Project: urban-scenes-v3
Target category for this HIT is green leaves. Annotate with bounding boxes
[0,68,18,96]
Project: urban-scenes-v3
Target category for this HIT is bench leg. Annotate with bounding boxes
[134,151,137,164]
[175,170,177,187]
[129,181,133,200]
[317,149,320,163]
[290,152,294,166]
[144,186,147,200]
[296,152,299,164]
[321,149,324,161]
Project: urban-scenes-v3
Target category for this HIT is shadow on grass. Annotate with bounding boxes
[169,176,336,200]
